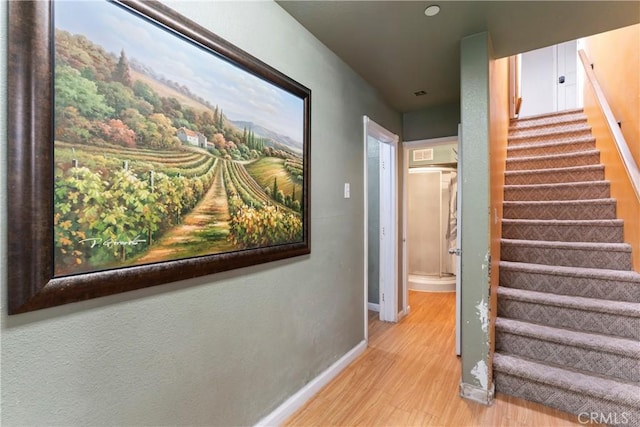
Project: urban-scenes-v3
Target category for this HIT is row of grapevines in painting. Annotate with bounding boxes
[54,144,218,276]
[221,160,302,249]
[55,144,303,275]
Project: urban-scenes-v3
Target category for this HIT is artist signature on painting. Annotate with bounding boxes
[79,235,147,248]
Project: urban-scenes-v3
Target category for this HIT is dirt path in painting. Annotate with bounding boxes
[137,161,235,264]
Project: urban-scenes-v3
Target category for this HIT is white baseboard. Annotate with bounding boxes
[367,302,380,312]
[255,340,367,427]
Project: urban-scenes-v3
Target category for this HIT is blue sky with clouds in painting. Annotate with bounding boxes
[54,0,304,142]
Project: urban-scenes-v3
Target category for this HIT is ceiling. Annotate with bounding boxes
[277,1,640,113]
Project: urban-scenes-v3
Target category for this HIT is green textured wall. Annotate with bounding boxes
[459,32,492,396]
[0,1,401,425]
[403,102,461,142]
[408,142,458,168]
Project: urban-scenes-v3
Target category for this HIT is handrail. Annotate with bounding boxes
[578,49,640,200]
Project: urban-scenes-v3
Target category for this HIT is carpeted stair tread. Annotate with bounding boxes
[496,323,640,383]
[493,353,640,407]
[509,122,591,140]
[498,287,640,318]
[508,125,593,142]
[501,238,632,270]
[499,283,640,339]
[504,180,610,201]
[503,218,623,227]
[506,149,600,171]
[499,261,640,286]
[508,127,592,146]
[503,198,617,220]
[507,138,596,158]
[502,219,623,243]
[496,318,640,359]
[515,108,584,122]
[508,133,599,148]
[505,165,604,185]
[496,319,640,383]
[509,115,588,133]
[510,110,587,132]
[499,261,640,303]
[507,136,596,158]
[501,238,631,252]
[507,136,595,153]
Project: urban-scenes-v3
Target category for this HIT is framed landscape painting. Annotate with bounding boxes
[7,0,311,314]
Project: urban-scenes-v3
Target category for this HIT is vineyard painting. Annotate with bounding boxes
[6,0,310,313]
[53,1,308,277]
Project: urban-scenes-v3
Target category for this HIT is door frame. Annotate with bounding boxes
[363,116,399,338]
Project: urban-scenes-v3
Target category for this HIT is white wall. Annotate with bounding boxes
[0,1,401,425]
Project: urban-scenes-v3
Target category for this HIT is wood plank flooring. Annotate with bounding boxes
[284,291,588,427]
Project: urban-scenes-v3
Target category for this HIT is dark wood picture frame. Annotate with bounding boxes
[7,0,311,314]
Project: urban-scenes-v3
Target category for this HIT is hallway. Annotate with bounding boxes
[284,292,586,426]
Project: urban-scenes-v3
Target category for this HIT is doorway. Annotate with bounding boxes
[402,135,461,355]
[364,116,399,334]
[406,166,457,292]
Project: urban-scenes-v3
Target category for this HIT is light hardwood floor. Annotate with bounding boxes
[284,291,588,427]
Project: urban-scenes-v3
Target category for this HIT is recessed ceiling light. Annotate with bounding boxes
[424,4,440,17]
[414,90,427,97]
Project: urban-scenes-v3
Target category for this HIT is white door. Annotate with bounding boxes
[556,40,578,111]
[519,41,578,116]
[520,45,556,116]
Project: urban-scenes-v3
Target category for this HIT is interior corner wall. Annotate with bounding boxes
[0,2,401,426]
[402,102,461,142]
[459,32,492,396]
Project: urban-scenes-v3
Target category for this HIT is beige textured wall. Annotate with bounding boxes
[583,24,640,271]
[583,24,640,166]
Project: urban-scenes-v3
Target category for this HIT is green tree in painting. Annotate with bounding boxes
[146,113,180,149]
[96,80,137,117]
[119,108,147,143]
[112,49,133,87]
[55,64,114,126]
[133,80,162,112]
[55,106,93,144]
[55,30,116,82]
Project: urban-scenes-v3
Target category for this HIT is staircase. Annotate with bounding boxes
[493,109,640,425]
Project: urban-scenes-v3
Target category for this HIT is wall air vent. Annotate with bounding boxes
[413,148,434,162]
